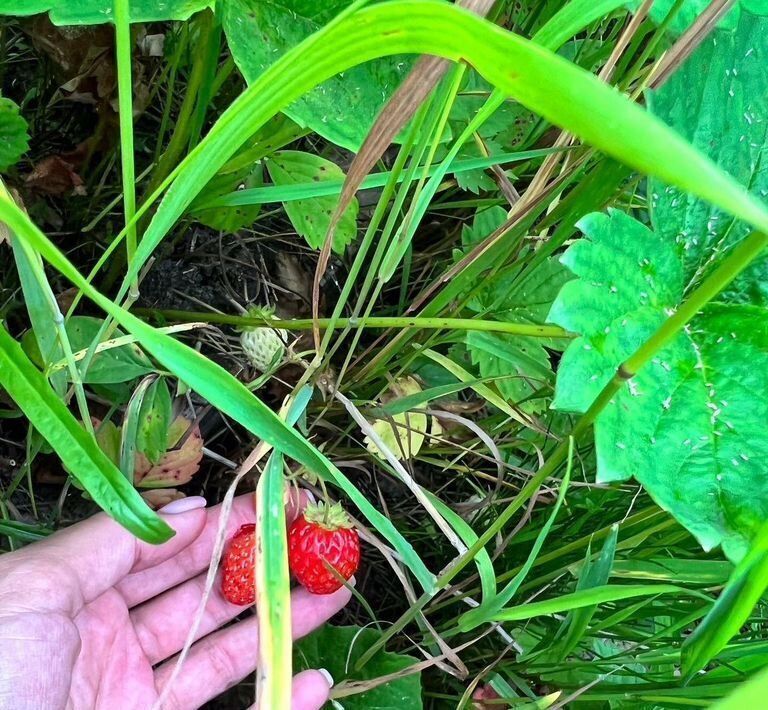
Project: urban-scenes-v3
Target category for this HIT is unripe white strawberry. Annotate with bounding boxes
[239,307,288,372]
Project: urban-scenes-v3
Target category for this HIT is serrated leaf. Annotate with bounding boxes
[188,162,263,232]
[294,625,422,709]
[22,316,154,384]
[648,11,768,304]
[221,0,411,151]
[266,150,358,253]
[467,331,553,413]
[549,210,768,561]
[0,97,29,171]
[464,218,572,412]
[135,416,203,488]
[0,0,209,24]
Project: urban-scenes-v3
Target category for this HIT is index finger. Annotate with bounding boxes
[116,489,306,608]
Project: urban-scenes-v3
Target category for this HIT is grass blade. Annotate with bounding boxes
[490,584,702,622]
[255,451,291,709]
[0,198,436,592]
[0,323,172,543]
[682,519,768,681]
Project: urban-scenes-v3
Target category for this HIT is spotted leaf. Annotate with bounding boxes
[549,210,768,562]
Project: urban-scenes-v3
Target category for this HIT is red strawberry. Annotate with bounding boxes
[288,502,360,595]
[221,523,257,606]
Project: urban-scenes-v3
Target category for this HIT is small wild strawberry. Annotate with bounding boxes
[288,502,360,595]
[239,306,287,372]
[221,523,257,606]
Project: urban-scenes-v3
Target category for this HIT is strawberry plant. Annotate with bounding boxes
[1,0,768,707]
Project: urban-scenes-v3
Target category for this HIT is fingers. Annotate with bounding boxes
[290,670,333,710]
[0,497,209,615]
[153,585,351,708]
[131,570,245,665]
[118,490,306,608]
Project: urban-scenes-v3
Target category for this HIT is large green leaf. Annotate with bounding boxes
[549,210,768,561]
[221,0,411,151]
[648,11,768,304]
[0,97,29,171]
[265,150,358,252]
[0,0,209,23]
[294,625,421,709]
[0,324,172,543]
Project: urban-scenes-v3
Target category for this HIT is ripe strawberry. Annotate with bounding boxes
[221,523,257,606]
[288,502,360,595]
[239,306,287,372]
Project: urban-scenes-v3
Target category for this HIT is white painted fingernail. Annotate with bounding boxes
[318,668,333,688]
[159,496,207,514]
[304,489,317,504]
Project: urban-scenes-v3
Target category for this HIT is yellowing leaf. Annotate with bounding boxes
[365,376,427,461]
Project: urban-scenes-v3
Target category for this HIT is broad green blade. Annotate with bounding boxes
[0,324,172,543]
[0,199,435,592]
[489,584,703,622]
[255,386,312,707]
[121,0,768,310]
[682,518,768,680]
[255,451,291,709]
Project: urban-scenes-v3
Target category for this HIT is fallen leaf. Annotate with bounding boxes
[25,155,86,196]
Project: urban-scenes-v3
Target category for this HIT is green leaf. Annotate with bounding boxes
[465,238,572,412]
[221,0,411,151]
[188,162,263,233]
[551,525,618,661]
[682,519,768,680]
[1,198,436,593]
[255,388,311,708]
[467,331,553,412]
[23,316,155,384]
[648,11,768,305]
[136,377,172,465]
[0,97,29,171]
[255,451,292,708]
[265,150,358,252]
[0,324,172,543]
[294,625,422,709]
[549,210,768,561]
[120,375,157,482]
[489,584,697,622]
[0,0,210,24]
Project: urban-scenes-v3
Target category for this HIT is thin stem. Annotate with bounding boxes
[136,308,570,339]
[114,0,137,298]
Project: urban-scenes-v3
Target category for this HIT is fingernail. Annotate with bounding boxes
[348,576,357,588]
[304,489,317,504]
[318,668,333,688]
[159,496,207,514]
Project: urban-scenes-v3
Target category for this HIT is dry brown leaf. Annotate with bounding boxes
[25,155,86,196]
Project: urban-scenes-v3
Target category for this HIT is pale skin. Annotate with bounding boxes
[0,493,351,709]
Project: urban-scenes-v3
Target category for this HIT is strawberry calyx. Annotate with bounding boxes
[240,305,280,333]
[301,501,353,531]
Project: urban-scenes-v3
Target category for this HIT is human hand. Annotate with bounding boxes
[0,493,350,709]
